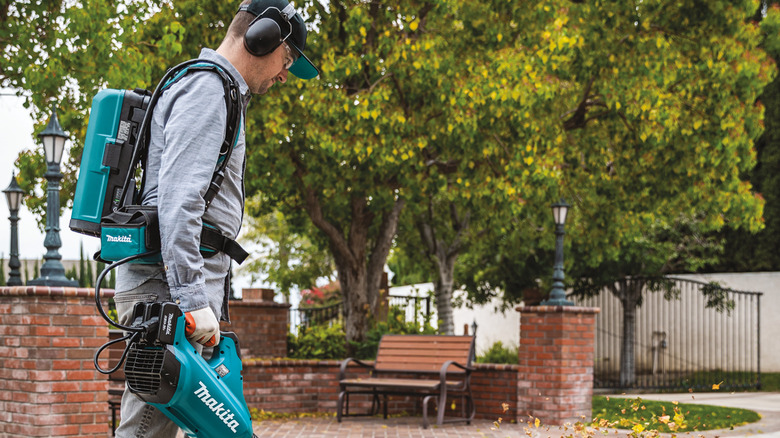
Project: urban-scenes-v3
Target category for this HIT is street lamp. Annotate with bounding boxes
[3,173,24,286]
[541,199,574,306]
[27,108,78,287]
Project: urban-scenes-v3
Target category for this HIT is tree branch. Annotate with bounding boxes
[290,149,358,269]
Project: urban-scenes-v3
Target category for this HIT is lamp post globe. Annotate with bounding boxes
[27,108,78,287]
[3,174,25,286]
[541,199,574,306]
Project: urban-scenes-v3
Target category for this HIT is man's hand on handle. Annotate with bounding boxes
[184,307,220,347]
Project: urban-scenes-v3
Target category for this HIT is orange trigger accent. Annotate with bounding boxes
[185,313,196,337]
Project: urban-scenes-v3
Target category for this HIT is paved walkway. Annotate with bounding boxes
[245,392,780,438]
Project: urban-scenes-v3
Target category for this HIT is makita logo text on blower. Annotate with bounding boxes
[106,234,133,243]
[194,381,241,433]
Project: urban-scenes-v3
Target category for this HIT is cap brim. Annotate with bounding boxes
[288,43,319,80]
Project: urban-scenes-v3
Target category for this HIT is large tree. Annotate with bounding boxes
[559,0,774,387]
[5,0,775,351]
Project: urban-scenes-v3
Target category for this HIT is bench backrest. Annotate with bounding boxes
[374,334,475,374]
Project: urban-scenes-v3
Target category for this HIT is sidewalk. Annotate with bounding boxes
[246,392,780,438]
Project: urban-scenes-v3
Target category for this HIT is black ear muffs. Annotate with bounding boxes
[244,15,283,56]
[241,4,296,57]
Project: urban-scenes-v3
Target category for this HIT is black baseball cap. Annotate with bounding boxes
[239,0,319,79]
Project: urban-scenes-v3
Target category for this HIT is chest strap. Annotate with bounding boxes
[200,226,249,264]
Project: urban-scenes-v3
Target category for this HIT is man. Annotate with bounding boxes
[113,1,318,436]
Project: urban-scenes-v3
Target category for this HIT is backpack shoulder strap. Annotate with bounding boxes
[120,59,242,210]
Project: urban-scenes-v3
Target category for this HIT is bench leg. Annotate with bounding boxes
[337,390,346,423]
[437,391,447,426]
[422,395,437,429]
[466,386,476,424]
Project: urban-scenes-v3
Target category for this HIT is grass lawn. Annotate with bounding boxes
[592,396,761,433]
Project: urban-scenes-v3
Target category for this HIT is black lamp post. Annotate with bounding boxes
[27,108,78,287]
[3,173,24,286]
[541,199,574,306]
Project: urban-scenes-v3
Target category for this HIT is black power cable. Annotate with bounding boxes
[92,250,159,375]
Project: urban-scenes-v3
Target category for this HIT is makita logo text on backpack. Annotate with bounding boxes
[106,234,133,243]
[193,381,240,433]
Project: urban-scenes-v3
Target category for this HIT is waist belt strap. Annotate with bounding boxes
[200,227,249,264]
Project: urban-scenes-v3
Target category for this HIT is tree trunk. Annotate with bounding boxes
[612,279,644,388]
[618,296,637,387]
[336,261,370,346]
[434,253,457,334]
[298,178,404,350]
[416,200,470,336]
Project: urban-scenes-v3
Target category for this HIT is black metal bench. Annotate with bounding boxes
[337,334,476,428]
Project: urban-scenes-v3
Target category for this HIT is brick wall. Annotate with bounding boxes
[241,359,518,420]
[221,299,290,358]
[516,305,600,426]
[0,285,598,435]
[471,364,519,420]
[0,286,110,438]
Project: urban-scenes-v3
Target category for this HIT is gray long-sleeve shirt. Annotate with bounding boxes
[116,49,251,315]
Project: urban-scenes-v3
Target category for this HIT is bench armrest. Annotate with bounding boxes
[438,360,474,385]
[339,357,374,380]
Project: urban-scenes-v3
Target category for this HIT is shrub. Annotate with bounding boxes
[476,341,518,365]
[350,306,437,360]
[287,305,437,360]
[287,323,346,360]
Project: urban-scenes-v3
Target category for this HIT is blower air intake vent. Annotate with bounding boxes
[125,345,165,394]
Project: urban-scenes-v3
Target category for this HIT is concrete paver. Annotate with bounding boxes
[244,392,780,438]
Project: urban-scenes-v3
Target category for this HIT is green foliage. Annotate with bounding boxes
[710,2,780,272]
[287,305,436,360]
[4,0,775,345]
[240,202,335,302]
[96,261,109,288]
[456,214,551,307]
[350,306,437,360]
[66,265,78,282]
[86,259,94,288]
[287,323,347,360]
[0,256,5,287]
[78,242,87,288]
[759,372,780,391]
[387,245,434,287]
[109,268,116,290]
[475,341,518,365]
[2,0,189,230]
[701,282,736,314]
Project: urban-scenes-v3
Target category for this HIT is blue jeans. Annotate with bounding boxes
[113,267,226,438]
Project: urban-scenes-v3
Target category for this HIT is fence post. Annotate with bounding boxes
[516,305,600,426]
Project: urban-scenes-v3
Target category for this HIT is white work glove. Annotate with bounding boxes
[184,307,220,347]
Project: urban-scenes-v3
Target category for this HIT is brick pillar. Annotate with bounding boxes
[516,305,600,426]
[221,295,290,358]
[0,286,110,438]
